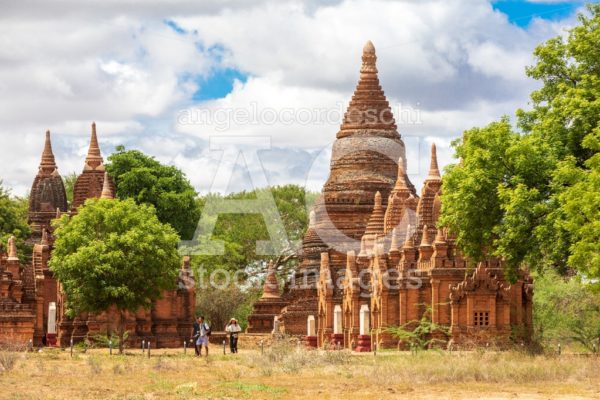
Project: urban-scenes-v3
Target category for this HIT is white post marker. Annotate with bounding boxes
[307,315,316,336]
[333,305,342,335]
[359,304,370,336]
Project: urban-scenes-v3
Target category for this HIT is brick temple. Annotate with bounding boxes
[249,41,533,349]
[0,126,195,347]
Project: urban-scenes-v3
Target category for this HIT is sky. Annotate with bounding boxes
[0,0,596,197]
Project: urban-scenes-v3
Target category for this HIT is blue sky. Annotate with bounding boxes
[493,0,591,27]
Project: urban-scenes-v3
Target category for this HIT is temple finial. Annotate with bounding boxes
[393,157,411,191]
[434,227,446,244]
[7,235,18,260]
[420,225,432,246]
[428,143,441,179]
[85,122,104,170]
[39,130,57,173]
[41,228,49,246]
[100,172,114,199]
[261,260,280,299]
[365,191,385,235]
[403,224,414,247]
[309,210,316,228]
[390,228,399,252]
[360,40,377,74]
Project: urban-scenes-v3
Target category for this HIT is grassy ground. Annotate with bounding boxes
[0,344,599,399]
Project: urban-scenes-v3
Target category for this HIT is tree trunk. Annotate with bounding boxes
[118,309,126,354]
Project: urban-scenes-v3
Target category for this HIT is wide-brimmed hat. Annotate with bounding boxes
[230,318,237,322]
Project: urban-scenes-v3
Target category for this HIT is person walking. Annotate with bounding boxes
[193,316,210,357]
[192,316,201,356]
[225,318,242,353]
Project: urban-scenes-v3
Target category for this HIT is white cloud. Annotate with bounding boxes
[0,0,579,198]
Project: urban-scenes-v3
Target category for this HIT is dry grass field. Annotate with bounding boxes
[1,342,599,399]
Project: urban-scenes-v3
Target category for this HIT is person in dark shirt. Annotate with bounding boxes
[191,316,201,356]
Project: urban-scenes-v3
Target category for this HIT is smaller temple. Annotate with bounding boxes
[55,124,195,347]
[247,260,286,333]
[28,131,68,240]
[1,124,196,348]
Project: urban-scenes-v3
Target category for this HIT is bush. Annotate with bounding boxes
[534,269,600,351]
[93,332,129,350]
[195,283,260,331]
[0,351,19,373]
[87,357,102,375]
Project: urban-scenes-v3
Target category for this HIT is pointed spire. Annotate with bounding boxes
[365,191,385,235]
[261,260,280,299]
[390,228,399,252]
[100,172,114,199]
[427,143,441,180]
[309,210,316,228]
[358,236,367,257]
[434,227,446,244]
[393,157,412,192]
[420,225,432,247]
[7,235,18,260]
[85,122,104,170]
[340,41,395,132]
[41,228,49,246]
[39,130,58,173]
[403,224,414,248]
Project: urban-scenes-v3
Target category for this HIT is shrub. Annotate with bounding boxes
[0,351,19,373]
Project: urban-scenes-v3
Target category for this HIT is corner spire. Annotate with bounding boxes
[427,143,441,180]
[261,260,280,299]
[7,235,18,260]
[100,171,114,199]
[420,224,432,247]
[390,227,399,252]
[39,130,57,173]
[85,122,104,170]
[365,191,385,235]
[403,225,414,248]
[434,227,446,244]
[393,157,412,191]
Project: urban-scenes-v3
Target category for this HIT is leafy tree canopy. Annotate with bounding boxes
[0,181,31,260]
[192,184,318,280]
[440,5,600,281]
[49,198,181,352]
[106,146,200,240]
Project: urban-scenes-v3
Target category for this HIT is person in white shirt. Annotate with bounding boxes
[225,318,242,353]
[194,316,210,356]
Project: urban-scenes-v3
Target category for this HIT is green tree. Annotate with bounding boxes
[62,172,78,208]
[386,307,449,352]
[105,146,200,240]
[189,185,316,329]
[534,269,600,352]
[441,5,600,280]
[49,198,180,353]
[192,185,317,278]
[0,181,31,260]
